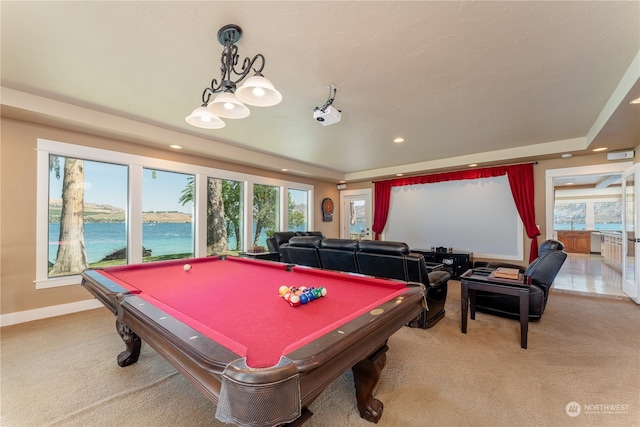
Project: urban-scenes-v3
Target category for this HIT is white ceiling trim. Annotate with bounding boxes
[587,49,640,144]
[345,137,587,182]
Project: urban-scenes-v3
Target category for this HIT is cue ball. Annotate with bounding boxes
[183,264,191,271]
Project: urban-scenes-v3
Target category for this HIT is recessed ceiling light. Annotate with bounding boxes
[468,163,478,167]
[592,147,607,152]
[393,137,404,143]
[169,144,182,149]
[630,97,640,104]
[281,168,288,172]
[565,182,574,186]
[561,153,572,158]
[396,173,404,176]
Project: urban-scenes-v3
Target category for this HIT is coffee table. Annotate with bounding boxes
[459,268,529,349]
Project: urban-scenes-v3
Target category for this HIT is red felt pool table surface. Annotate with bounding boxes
[96,256,408,368]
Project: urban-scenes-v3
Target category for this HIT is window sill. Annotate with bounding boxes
[35,275,82,289]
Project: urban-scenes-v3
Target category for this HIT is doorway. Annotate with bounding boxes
[622,164,639,303]
[545,162,633,298]
[339,189,372,240]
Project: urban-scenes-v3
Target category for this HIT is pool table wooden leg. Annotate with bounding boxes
[352,344,388,423]
[115,319,141,367]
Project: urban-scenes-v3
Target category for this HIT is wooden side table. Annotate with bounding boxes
[459,269,530,349]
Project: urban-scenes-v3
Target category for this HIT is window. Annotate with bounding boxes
[48,156,127,277]
[594,201,622,231]
[287,188,308,232]
[142,169,194,261]
[554,202,586,230]
[207,177,244,254]
[252,184,280,249]
[36,139,314,288]
[554,199,622,231]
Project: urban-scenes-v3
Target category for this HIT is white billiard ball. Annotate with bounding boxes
[183,264,191,271]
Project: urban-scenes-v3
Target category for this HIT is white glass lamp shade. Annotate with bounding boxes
[207,91,251,119]
[185,105,226,129]
[235,74,283,107]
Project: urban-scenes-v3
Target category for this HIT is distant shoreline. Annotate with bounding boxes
[49,199,192,223]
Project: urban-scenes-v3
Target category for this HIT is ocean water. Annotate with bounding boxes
[48,222,276,263]
[49,222,194,263]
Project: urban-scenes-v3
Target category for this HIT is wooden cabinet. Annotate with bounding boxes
[601,232,623,270]
[556,231,591,254]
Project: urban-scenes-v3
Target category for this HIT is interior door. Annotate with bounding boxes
[622,164,639,303]
[340,189,372,240]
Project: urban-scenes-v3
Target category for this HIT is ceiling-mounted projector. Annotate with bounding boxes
[314,84,342,126]
[313,105,342,126]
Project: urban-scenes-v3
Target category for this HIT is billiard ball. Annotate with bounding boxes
[183,264,191,271]
[279,285,289,296]
[299,294,309,304]
[289,295,301,307]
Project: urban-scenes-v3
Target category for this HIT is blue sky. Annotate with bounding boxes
[49,158,308,214]
[49,160,193,213]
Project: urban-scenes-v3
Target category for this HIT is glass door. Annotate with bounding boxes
[340,189,372,240]
[622,164,639,303]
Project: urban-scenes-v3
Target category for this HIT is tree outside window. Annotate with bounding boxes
[48,156,127,277]
[288,188,307,231]
[253,184,279,248]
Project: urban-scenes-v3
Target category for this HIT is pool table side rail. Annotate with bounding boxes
[292,286,425,406]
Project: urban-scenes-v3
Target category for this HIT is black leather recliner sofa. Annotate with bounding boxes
[280,238,451,328]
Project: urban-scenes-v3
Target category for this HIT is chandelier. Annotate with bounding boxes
[185,24,282,129]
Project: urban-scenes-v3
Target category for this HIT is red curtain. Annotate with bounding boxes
[372,163,540,261]
[504,164,540,261]
[372,180,392,240]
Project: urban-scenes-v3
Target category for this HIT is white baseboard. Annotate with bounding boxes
[0,299,103,327]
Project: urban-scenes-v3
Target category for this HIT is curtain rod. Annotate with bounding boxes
[371,161,538,183]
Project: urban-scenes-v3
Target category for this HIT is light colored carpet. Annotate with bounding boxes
[2,282,639,426]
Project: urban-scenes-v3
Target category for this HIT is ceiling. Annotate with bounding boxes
[2,1,639,183]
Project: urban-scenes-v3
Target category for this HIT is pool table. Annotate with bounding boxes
[81,255,425,426]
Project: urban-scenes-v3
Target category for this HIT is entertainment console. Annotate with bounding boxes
[412,249,473,279]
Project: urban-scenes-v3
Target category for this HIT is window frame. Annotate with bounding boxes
[36,139,313,289]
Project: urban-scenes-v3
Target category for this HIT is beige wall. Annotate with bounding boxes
[1,116,636,320]
[0,118,339,317]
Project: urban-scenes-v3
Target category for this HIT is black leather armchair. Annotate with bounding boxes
[486,239,565,272]
[475,249,568,321]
